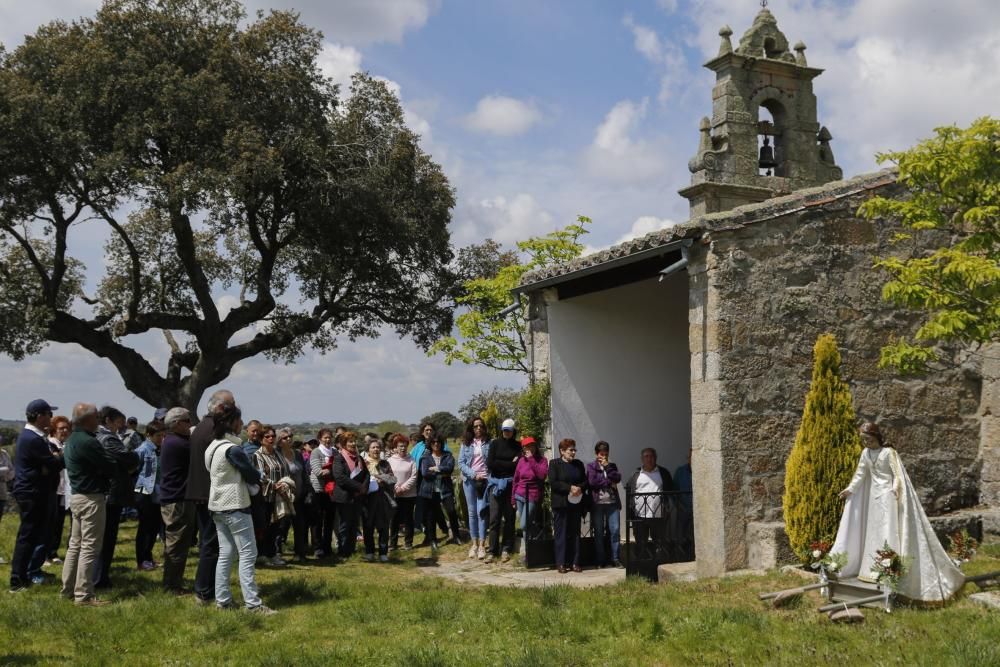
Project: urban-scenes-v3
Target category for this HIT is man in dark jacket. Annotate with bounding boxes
[159,407,195,593]
[186,389,235,604]
[93,406,140,589]
[61,403,121,606]
[9,399,63,592]
[485,418,521,563]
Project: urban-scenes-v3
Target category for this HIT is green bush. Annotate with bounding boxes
[782,333,862,561]
[514,379,550,447]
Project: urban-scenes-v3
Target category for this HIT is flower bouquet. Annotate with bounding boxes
[947,529,978,566]
[872,542,908,592]
[806,539,847,581]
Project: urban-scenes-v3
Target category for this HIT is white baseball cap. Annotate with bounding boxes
[501,418,515,431]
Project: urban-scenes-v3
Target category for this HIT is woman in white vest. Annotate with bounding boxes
[204,405,275,615]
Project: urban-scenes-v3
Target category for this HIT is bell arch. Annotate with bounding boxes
[757,98,787,177]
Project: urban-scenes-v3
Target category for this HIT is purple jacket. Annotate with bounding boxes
[586,460,622,510]
[512,454,548,504]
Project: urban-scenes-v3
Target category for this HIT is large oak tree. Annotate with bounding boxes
[0,0,457,412]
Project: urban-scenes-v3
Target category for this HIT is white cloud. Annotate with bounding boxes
[247,0,440,46]
[454,193,554,246]
[585,99,668,184]
[463,95,542,136]
[317,42,363,91]
[316,45,432,142]
[623,14,688,104]
[582,215,678,255]
[615,215,677,244]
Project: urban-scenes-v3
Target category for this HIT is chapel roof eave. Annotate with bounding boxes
[516,168,899,293]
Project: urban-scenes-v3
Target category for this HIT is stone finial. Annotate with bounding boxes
[688,116,714,173]
[718,25,733,56]
[793,40,807,66]
[817,126,835,165]
[698,116,712,149]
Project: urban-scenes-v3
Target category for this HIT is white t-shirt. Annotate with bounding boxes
[634,468,664,518]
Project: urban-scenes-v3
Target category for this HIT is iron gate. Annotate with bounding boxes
[624,489,694,581]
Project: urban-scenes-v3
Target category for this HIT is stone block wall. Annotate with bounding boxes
[700,181,987,569]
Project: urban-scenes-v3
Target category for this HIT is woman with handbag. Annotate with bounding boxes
[548,438,589,573]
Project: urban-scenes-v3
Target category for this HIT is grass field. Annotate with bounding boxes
[1,514,998,666]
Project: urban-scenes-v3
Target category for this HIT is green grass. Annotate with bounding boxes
[1,516,998,666]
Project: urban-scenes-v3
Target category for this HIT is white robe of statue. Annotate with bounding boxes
[832,446,965,602]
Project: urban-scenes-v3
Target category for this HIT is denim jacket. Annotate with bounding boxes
[458,439,490,480]
[134,439,160,502]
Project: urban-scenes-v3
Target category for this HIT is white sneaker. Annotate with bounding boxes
[269,556,287,567]
[379,554,389,563]
[477,545,486,560]
[363,553,375,562]
[468,543,478,559]
[248,604,277,616]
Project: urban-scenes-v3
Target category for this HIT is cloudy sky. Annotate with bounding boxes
[1,0,998,423]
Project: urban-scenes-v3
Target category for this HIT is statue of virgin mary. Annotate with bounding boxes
[831,422,964,602]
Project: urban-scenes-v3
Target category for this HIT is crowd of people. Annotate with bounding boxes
[2,392,691,612]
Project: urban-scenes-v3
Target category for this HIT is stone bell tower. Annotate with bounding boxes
[678,7,842,217]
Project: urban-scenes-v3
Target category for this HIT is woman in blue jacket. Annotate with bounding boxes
[418,436,462,550]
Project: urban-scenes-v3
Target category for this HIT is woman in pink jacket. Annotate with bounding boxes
[511,437,547,561]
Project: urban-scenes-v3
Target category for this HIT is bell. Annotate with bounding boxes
[758,136,778,171]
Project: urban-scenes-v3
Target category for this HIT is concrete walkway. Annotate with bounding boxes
[420,558,626,588]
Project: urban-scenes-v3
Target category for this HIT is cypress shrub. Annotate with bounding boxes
[782,333,862,561]
[480,400,501,442]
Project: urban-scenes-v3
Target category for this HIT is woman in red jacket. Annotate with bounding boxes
[511,437,547,561]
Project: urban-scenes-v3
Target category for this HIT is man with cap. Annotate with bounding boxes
[9,398,64,592]
[485,418,521,563]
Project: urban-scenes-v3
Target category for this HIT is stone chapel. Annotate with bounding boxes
[516,7,999,577]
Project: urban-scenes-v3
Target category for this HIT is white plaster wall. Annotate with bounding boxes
[548,274,691,479]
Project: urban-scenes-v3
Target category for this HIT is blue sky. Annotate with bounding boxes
[1,0,998,423]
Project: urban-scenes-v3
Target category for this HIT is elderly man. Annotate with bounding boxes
[159,407,195,593]
[61,403,120,606]
[9,399,64,592]
[187,389,237,605]
[93,406,140,589]
[242,420,263,457]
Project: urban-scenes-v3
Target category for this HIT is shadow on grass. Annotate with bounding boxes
[260,576,341,607]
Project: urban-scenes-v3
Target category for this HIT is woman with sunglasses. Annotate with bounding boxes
[458,418,490,559]
[253,426,290,567]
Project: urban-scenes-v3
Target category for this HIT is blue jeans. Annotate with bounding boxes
[515,496,539,540]
[592,504,621,565]
[462,478,488,540]
[213,510,262,610]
